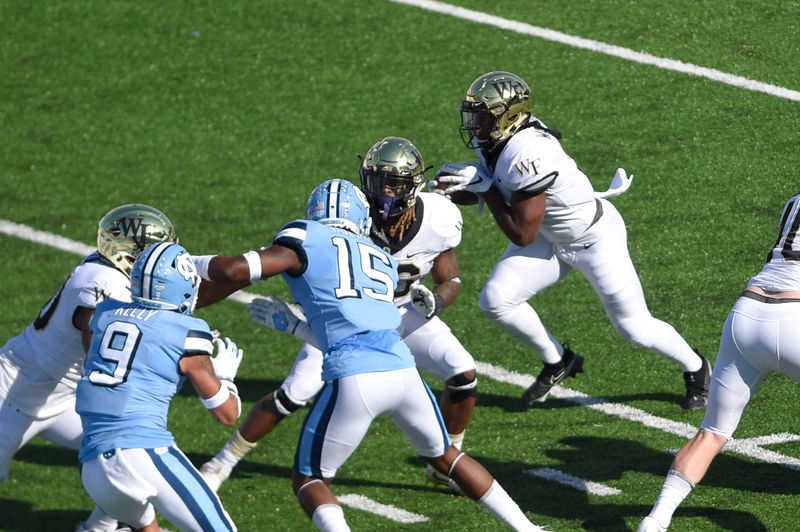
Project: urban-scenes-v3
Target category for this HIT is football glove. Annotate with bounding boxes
[595,168,633,199]
[430,162,492,196]
[410,284,437,319]
[249,296,315,343]
[211,337,243,382]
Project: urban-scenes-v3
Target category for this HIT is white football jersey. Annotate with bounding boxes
[748,193,800,291]
[371,192,463,306]
[477,120,599,244]
[0,252,130,418]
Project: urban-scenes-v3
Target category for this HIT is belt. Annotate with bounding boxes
[741,290,800,304]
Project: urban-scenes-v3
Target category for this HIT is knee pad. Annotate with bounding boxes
[274,388,305,417]
[615,316,655,347]
[478,282,505,318]
[446,372,477,403]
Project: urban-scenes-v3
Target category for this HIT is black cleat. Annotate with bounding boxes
[682,353,711,410]
[522,347,584,406]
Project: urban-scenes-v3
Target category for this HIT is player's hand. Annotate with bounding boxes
[249,296,308,335]
[410,284,437,319]
[211,337,243,382]
[433,162,492,196]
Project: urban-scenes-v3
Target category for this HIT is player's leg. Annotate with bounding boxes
[392,367,541,531]
[80,449,160,531]
[400,308,477,490]
[640,301,776,531]
[0,399,37,482]
[138,446,237,532]
[478,238,568,364]
[400,307,477,444]
[37,405,121,532]
[293,374,390,530]
[479,238,582,405]
[573,200,708,408]
[200,342,325,491]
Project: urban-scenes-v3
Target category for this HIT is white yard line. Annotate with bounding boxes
[523,468,622,497]
[389,0,800,103]
[338,494,429,523]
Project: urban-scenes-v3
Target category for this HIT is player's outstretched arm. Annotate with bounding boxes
[194,245,304,307]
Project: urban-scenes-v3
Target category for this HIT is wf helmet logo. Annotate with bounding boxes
[112,217,151,250]
[492,81,525,100]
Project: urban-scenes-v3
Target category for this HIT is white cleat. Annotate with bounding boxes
[637,516,667,532]
[199,457,233,492]
[425,464,462,495]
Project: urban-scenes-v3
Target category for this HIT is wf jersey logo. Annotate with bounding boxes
[514,158,541,177]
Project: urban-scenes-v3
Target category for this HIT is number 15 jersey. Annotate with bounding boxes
[273,220,413,380]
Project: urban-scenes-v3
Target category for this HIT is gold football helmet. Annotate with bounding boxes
[97,204,178,276]
[460,71,531,150]
[359,136,425,220]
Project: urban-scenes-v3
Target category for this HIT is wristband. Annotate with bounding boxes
[243,250,262,284]
[201,382,231,409]
[193,255,216,281]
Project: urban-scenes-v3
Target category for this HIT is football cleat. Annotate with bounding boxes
[425,463,462,495]
[637,516,667,532]
[682,353,711,410]
[522,347,584,406]
[199,457,233,492]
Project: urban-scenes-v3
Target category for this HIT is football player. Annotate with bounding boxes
[434,71,710,409]
[77,243,242,532]
[639,193,800,531]
[199,137,477,493]
[0,203,177,531]
[191,179,542,531]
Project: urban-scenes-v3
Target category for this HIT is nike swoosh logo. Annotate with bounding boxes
[582,242,596,249]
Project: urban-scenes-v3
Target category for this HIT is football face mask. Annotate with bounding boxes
[360,136,425,221]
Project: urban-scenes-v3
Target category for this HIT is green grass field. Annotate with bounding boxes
[2,1,799,530]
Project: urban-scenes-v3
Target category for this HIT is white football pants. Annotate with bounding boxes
[701,296,800,439]
[81,446,236,531]
[479,198,699,370]
[294,366,450,478]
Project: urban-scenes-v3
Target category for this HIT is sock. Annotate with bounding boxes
[311,504,350,532]
[478,480,539,531]
[216,430,258,468]
[84,506,118,531]
[450,431,465,450]
[648,469,695,528]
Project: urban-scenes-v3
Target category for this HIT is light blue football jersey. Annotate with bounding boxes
[274,219,414,380]
[77,299,214,462]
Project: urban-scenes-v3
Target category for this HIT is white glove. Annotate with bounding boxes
[410,284,437,319]
[211,337,243,382]
[249,296,313,338]
[430,162,492,196]
[595,168,633,199]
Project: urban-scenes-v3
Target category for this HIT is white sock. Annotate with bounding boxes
[311,504,350,532]
[216,430,257,467]
[648,469,695,528]
[84,506,118,531]
[478,480,540,531]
